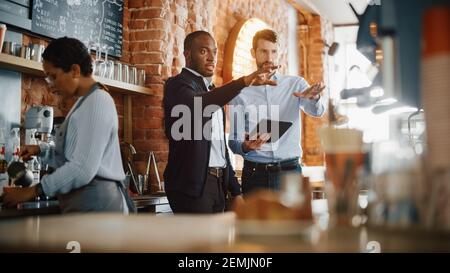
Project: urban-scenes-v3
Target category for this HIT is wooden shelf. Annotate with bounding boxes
[0,53,44,77]
[0,53,153,95]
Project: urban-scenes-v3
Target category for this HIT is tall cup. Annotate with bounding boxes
[20,46,31,60]
[0,24,6,54]
[30,44,45,62]
[138,69,146,86]
[129,66,137,85]
[122,64,129,84]
[114,62,123,82]
[318,127,365,226]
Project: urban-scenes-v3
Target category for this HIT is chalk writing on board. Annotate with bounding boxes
[32,0,123,57]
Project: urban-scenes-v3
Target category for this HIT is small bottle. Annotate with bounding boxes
[0,128,6,170]
[0,128,8,195]
[31,157,40,186]
[10,128,20,162]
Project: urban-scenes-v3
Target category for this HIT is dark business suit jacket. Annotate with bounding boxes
[163,68,246,198]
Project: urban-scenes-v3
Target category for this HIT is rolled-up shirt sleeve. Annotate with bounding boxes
[298,78,326,117]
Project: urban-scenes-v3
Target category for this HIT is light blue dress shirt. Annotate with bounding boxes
[228,73,326,163]
[38,89,126,197]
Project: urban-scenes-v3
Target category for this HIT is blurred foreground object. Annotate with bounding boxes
[318,127,366,227]
[421,6,450,230]
[234,176,312,221]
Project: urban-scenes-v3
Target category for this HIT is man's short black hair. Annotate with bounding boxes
[42,36,93,76]
[183,30,214,52]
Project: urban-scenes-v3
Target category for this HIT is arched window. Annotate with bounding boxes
[223,18,269,171]
[223,18,269,82]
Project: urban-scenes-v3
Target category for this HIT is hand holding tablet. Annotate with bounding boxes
[248,119,292,143]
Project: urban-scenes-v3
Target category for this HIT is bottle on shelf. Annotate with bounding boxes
[10,127,20,163]
[0,128,8,195]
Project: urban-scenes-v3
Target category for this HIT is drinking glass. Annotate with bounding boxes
[103,46,115,79]
[138,69,146,86]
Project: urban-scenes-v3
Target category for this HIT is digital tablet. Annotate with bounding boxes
[248,119,293,143]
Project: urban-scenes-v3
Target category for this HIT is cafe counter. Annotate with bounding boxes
[0,195,170,219]
[0,212,448,253]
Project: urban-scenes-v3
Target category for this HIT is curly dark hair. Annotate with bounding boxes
[42,37,93,76]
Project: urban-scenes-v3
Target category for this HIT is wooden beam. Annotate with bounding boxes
[0,53,45,77]
[285,0,320,16]
[124,94,133,144]
[333,23,359,27]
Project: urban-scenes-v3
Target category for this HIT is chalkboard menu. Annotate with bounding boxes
[0,0,32,30]
[31,0,123,57]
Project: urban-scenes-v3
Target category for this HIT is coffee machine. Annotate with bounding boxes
[24,106,53,144]
[23,106,54,186]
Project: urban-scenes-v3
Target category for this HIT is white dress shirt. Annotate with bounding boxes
[184,67,227,168]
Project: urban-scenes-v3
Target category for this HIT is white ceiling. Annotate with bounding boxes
[294,0,369,25]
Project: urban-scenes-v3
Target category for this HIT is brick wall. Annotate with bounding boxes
[127,0,294,186]
[127,0,174,186]
[298,13,332,166]
[127,0,215,186]
[211,0,290,85]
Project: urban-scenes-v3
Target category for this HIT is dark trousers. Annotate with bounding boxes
[166,174,225,213]
[241,160,302,196]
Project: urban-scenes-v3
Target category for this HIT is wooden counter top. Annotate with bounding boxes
[0,211,448,253]
[0,200,60,219]
[0,213,235,252]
